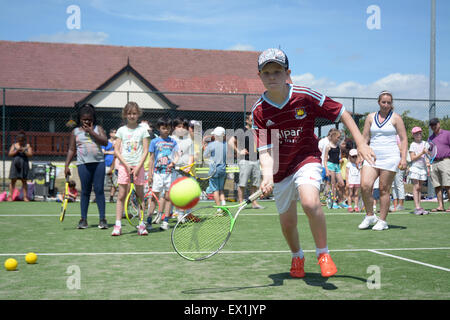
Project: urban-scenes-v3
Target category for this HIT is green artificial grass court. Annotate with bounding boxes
[0,200,449,300]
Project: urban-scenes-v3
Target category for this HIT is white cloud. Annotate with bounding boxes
[227,44,255,51]
[90,0,225,25]
[291,73,450,119]
[291,72,450,100]
[29,31,109,44]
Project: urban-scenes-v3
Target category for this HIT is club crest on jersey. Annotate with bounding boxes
[294,107,307,119]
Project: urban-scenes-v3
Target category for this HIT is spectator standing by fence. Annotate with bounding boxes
[64,103,109,230]
[428,118,450,212]
[8,131,33,201]
[204,126,227,207]
[102,128,117,203]
[228,114,264,209]
[390,135,406,212]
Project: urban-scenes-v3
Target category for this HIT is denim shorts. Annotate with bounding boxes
[327,162,341,173]
[208,174,226,192]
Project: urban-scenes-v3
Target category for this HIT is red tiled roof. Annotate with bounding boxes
[0,41,265,111]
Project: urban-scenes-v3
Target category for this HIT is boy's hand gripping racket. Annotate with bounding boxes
[171,183,273,261]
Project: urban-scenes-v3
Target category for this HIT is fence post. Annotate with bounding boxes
[243,94,247,127]
[352,97,356,120]
[2,88,5,190]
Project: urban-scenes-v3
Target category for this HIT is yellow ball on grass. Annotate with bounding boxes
[169,177,201,210]
[25,252,38,264]
[4,258,18,271]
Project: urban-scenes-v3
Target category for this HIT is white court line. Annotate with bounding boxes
[0,247,449,257]
[369,249,450,272]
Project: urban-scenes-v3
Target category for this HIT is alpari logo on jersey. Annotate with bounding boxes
[294,107,307,120]
[279,128,303,143]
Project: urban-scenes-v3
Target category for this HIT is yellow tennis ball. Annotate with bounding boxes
[169,177,201,209]
[25,252,38,264]
[4,258,18,271]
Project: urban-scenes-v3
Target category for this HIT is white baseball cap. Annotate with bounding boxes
[349,149,358,157]
[211,126,225,136]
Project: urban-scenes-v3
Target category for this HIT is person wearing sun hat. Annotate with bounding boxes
[408,126,430,215]
[204,126,227,207]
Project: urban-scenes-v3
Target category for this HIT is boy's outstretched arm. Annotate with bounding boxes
[259,150,274,196]
[340,110,376,165]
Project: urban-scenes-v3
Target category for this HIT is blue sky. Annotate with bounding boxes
[1,0,449,100]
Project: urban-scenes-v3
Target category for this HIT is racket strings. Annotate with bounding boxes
[173,209,231,260]
[127,193,143,223]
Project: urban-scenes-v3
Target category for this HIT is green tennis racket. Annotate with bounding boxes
[171,184,272,261]
[125,174,144,228]
[59,176,70,222]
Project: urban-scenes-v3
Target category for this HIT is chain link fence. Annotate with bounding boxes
[1,87,449,199]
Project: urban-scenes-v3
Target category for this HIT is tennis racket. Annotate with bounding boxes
[425,140,437,164]
[357,196,365,212]
[171,183,272,261]
[326,191,336,209]
[175,159,217,180]
[125,174,144,228]
[144,187,161,223]
[59,176,69,222]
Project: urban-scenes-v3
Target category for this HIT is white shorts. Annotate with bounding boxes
[152,172,173,193]
[273,162,322,214]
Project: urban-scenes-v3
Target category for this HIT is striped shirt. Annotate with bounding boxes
[252,84,344,182]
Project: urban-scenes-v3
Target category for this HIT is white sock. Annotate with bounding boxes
[115,220,121,227]
[316,246,329,258]
[221,200,226,206]
[292,249,304,259]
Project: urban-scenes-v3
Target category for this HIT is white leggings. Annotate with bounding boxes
[391,169,405,200]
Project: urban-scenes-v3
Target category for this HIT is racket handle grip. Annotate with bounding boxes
[247,183,274,202]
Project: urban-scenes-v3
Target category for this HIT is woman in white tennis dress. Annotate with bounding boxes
[358,91,407,231]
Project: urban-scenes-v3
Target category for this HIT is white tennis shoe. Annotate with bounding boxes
[152,212,162,224]
[372,219,389,231]
[358,215,378,230]
[137,224,148,235]
[160,221,169,230]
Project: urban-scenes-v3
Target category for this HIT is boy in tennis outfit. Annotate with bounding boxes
[147,117,179,231]
[253,48,374,277]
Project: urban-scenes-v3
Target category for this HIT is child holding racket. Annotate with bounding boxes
[171,118,194,220]
[146,117,179,231]
[408,127,430,215]
[253,48,375,278]
[64,103,108,229]
[111,102,150,236]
